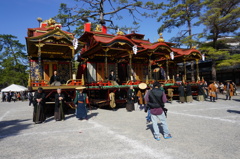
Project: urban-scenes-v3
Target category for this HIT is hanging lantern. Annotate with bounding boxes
[170,51,174,60]
[72,38,78,50]
[132,45,138,54]
[202,53,205,61]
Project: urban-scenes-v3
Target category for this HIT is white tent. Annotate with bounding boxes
[1,84,28,92]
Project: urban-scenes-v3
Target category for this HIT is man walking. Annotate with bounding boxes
[224,81,234,100]
[208,82,217,102]
[147,81,172,141]
[232,82,237,95]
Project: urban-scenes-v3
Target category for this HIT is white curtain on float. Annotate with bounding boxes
[86,62,96,82]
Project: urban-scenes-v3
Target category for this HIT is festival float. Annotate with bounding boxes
[26,18,203,109]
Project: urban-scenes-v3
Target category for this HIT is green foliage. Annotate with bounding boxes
[201,40,232,50]
[196,0,240,80]
[199,46,229,61]
[0,34,28,88]
[215,35,240,68]
[54,0,162,36]
[157,0,202,48]
[217,54,240,68]
[199,0,240,49]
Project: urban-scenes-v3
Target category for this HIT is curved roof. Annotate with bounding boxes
[141,42,171,50]
[171,48,201,56]
[93,34,137,46]
[27,27,73,39]
[25,20,77,60]
[78,28,202,63]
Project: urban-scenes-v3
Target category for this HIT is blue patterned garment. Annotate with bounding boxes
[76,93,87,119]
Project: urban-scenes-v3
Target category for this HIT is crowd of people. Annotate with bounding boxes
[123,80,238,140]
[1,76,238,141]
[124,80,238,112]
[31,81,172,141]
[1,91,29,103]
[32,86,89,124]
[200,81,237,102]
[173,80,238,103]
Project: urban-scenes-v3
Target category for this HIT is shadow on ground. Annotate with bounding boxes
[65,114,76,120]
[233,99,240,102]
[0,119,31,140]
[146,123,164,138]
[87,112,98,119]
[44,105,99,122]
[227,109,240,114]
[44,116,55,123]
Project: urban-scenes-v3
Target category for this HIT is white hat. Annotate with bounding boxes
[138,83,147,90]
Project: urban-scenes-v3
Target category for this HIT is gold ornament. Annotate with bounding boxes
[158,33,165,42]
[117,31,124,35]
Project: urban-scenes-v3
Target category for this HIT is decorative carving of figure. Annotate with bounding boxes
[47,18,56,26]
[95,24,102,32]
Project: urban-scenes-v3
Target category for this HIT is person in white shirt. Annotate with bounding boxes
[219,82,224,94]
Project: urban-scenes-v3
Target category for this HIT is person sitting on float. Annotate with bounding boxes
[108,70,118,85]
[50,71,61,86]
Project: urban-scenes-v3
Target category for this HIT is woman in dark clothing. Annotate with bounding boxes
[74,87,88,120]
[54,88,65,121]
[126,85,136,111]
[178,83,185,103]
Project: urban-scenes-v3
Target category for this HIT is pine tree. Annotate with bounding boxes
[199,0,240,80]
[0,34,28,88]
[199,46,229,80]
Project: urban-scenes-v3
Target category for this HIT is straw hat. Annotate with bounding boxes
[76,86,86,90]
[138,83,147,90]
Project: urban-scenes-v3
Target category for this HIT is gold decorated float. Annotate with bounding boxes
[26,19,203,108]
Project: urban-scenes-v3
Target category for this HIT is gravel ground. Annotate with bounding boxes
[0,93,240,159]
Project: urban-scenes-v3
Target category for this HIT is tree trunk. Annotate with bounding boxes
[212,29,219,49]
[212,30,219,81]
[186,6,192,48]
[211,60,217,81]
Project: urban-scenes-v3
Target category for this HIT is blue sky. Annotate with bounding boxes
[0,0,204,47]
[0,0,71,44]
